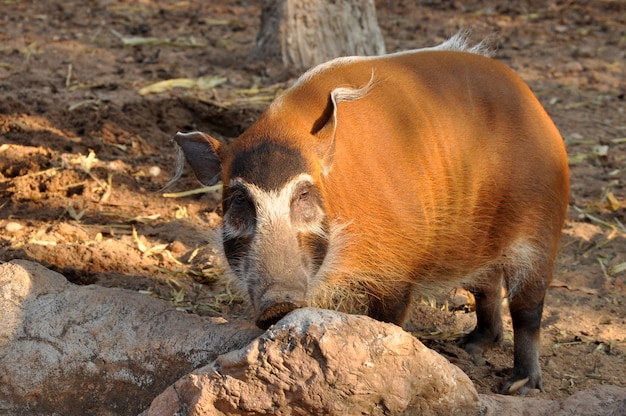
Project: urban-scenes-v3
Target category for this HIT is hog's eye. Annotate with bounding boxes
[291,182,321,225]
[298,190,310,202]
[226,188,251,212]
[232,192,247,207]
[292,183,313,205]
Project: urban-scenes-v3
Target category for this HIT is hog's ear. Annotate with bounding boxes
[312,93,339,176]
[313,75,376,175]
[173,131,224,186]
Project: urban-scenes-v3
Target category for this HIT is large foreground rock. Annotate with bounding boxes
[0,260,262,415]
[146,308,481,416]
[145,303,626,416]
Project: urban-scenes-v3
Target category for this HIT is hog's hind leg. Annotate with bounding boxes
[458,266,504,364]
[501,243,553,395]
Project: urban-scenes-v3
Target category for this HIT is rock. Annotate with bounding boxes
[559,385,626,415]
[0,260,263,416]
[148,166,161,177]
[479,394,559,416]
[478,385,626,416]
[146,308,480,416]
[556,61,584,74]
[4,221,22,232]
[572,44,596,58]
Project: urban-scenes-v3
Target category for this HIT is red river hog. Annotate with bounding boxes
[169,33,570,394]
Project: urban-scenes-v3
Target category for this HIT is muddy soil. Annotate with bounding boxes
[1,0,625,402]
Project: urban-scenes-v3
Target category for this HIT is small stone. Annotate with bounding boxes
[148,166,161,177]
[5,221,23,232]
[167,240,186,254]
[573,45,595,58]
[561,62,584,74]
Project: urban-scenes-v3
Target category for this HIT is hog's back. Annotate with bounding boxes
[312,51,569,286]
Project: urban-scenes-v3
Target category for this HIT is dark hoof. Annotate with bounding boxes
[501,374,544,395]
[457,329,499,365]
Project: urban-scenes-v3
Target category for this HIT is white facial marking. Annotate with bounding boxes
[225,173,326,239]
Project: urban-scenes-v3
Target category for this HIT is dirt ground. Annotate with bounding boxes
[1,0,625,403]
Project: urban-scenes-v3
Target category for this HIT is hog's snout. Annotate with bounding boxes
[256,302,301,329]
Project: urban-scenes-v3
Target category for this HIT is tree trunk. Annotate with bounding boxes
[252,0,386,76]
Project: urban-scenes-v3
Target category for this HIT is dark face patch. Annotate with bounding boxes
[221,184,256,273]
[230,141,309,191]
[298,226,329,275]
[222,233,252,273]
